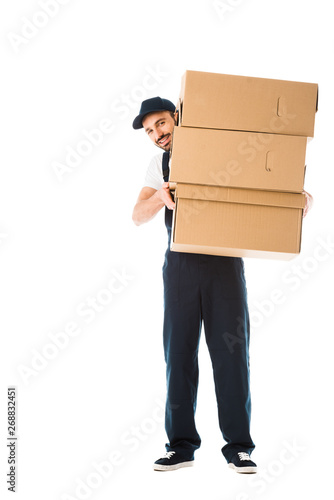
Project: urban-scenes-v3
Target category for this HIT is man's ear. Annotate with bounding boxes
[174,110,179,124]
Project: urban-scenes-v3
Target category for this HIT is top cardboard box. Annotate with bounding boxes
[178,70,318,137]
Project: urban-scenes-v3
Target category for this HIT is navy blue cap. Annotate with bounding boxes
[132,97,175,130]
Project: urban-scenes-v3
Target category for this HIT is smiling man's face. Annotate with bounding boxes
[142,110,177,151]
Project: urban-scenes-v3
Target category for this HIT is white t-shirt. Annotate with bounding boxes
[144,153,170,191]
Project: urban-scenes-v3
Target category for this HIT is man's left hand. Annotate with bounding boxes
[303,190,313,218]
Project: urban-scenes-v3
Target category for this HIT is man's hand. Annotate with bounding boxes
[158,182,175,210]
[302,190,313,218]
[132,183,175,226]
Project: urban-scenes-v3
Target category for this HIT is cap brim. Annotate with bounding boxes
[132,112,148,130]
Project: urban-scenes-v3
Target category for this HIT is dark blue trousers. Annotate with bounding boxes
[162,246,255,462]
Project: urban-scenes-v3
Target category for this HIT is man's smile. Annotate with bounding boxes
[157,134,171,147]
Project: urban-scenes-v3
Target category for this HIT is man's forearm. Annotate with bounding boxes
[132,191,165,226]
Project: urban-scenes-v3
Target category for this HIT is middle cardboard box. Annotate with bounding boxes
[169,126,307,193]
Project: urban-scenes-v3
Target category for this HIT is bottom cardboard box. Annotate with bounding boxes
[170,184,306,260]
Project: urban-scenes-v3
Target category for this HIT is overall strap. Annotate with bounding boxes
[162,151,173,234]
[162,151,170,182]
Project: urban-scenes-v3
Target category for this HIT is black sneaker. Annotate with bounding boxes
[153,451,194,471]
[228,452,257,474]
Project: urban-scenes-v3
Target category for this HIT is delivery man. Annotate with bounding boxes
[132,96,258,474]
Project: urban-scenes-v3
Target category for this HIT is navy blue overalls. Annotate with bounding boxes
[161,151,255,462]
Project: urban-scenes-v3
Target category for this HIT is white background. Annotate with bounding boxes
[1,0,333,499]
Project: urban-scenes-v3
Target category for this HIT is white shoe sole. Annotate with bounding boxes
[228,463,257,474]
[153,461,194,472]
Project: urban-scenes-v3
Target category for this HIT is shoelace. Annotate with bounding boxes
[238,452,251,461]
[161,451,175,460]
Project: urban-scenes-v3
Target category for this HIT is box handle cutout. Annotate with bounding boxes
[277,96,287,117]
[265,151,273,172]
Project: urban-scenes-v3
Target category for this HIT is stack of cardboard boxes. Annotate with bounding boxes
[169,70,318,260]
